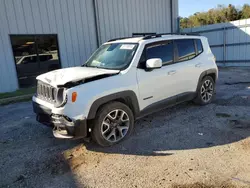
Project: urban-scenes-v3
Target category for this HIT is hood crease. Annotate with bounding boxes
[36,67,120,87]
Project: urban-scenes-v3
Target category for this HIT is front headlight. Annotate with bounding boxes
[54,88,67,107]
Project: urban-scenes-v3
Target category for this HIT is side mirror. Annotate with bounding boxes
[146,58,162,69]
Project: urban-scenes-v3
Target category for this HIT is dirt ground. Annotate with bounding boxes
[1,67,250,188]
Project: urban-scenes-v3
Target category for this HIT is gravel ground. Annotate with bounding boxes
[1,67,250,188]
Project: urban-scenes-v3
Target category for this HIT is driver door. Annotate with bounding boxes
[137,40,178,110]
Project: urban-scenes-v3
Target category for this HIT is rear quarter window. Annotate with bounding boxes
[195,39,203,54]
[175,39,196,62]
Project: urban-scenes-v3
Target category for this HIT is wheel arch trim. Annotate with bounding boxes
[196,68,217,92]
[87,90,140,119]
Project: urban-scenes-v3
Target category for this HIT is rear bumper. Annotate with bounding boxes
[33,101,88,139]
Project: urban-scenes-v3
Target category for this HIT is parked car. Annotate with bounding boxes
[16,54,60,78]
[33,33,218,146]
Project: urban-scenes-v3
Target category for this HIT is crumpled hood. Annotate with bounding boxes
[36,67,120,87]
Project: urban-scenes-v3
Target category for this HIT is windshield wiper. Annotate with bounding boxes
[82,64,103,69]
[82,64,120,71]
[82,64,90,67]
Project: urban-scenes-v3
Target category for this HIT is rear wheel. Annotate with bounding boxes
[193,76,215,105]
[92,102,134,147]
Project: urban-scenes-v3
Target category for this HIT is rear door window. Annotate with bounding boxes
[175,39,196,62]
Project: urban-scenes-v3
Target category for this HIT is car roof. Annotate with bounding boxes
[107,34,205,44]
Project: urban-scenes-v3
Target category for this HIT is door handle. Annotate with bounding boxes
[195,63,202,67]
[168,70,176,75]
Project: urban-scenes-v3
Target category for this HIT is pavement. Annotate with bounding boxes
[0,67,250,188]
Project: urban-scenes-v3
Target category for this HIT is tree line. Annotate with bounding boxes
[180,4,250,29]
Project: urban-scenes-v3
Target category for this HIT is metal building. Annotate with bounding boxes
[0,0,179,93]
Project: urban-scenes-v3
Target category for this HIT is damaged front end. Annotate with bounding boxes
[36,66,120,88]
[33,67,120,139]
[33,66,120,139]
[34,102,88,139]
[60,73,118,88]
[51,115,87,139]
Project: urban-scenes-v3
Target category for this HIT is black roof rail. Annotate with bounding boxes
[140,32,201,40]
[108,33,158,42]
[108,32,201,42]
[156,32,174,35]
[142,34,161,40]
[108,33,154,42]
[158,32,200,36]
[132,32,156,37]
[108,37,133,42]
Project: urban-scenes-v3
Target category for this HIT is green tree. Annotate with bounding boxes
[225,4,238,21]
[180,3,250,29]
[180,17,189,29]
[241,4,250,19]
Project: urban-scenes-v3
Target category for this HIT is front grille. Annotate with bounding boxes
[37,81,57,103]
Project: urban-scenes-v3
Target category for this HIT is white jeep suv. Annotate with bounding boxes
[33,33,218,146]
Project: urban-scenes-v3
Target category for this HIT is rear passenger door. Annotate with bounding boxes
[174,39,203,96]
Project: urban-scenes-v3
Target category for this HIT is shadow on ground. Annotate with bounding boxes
[0,102,83,187]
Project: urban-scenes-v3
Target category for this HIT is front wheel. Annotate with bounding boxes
[92,102,134,147]
[193,76,215,105]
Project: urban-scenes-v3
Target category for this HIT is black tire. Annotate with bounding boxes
[92,101,134,147]
[193,76,215,105]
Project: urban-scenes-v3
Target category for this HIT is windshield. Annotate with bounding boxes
[84,43,138,70]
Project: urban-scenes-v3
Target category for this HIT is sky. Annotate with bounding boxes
[179,0,250,17]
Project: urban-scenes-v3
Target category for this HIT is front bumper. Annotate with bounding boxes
[33,101,88,139]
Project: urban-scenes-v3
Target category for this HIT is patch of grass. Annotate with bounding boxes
[0,87,36,99]
[0,96,32,106]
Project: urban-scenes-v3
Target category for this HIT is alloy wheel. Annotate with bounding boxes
[101,109,130,143]
[201,79,214,103]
